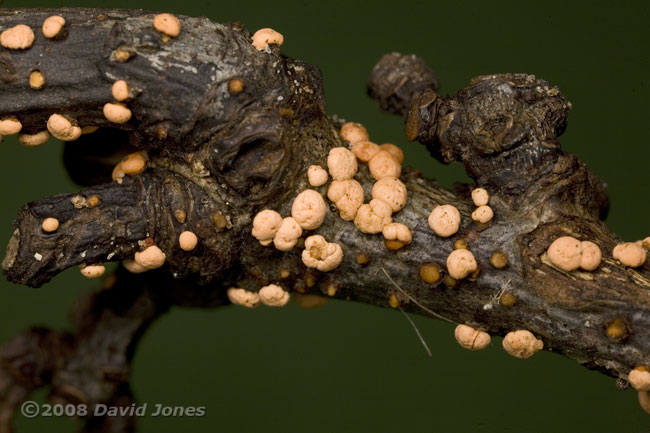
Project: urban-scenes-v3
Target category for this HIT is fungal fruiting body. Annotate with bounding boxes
[379,143,404,164]
[454,324,491,350]
[354,199,392,234]
[252,28,284,51]
[340,122,369,144]
[382,222,412,250]
[112,152,147,183]
[471,188,489,206]
[227,287,261,308]
[18,130,50,147]
[544,237,601,271]
[446,249,477,280]
[112,80,130,101]
[0,24,35,50]
[471,205,493,224]
[0,118,22,136]
[272,217,302,251]
[371,177,407,212]
[327,147,358,180]
[41,217,59,232]
[103,103,132,124]
[368,150,401,180]
[301,235,343,272]
[613,242,647,268]
[251,209,283,246]
[579,241,602,271]
[153,13,181,37]
[307,165,328,187]
[47,114,81,141]
[258,284,290,307]
[419,263,440,284]
[428,204,461,237]
[546,236,583,272]
[327,179,364,220]
[490,251,508,269]
[80,265,105,279]
[291,189,327,230]
[29,70,45,89]
[134,245,166,270]
[179,231,198,251]
[122,259,147,274]
[629,366,650,392]
[351,140,380,163]
[502,330,543,359]
[42,16,65,38]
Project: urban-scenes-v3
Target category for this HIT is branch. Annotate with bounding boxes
[0,8,649,430]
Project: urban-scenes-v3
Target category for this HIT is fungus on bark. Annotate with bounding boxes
[0,9,649,431]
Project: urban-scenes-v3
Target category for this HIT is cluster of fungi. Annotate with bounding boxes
[0,8,649,432]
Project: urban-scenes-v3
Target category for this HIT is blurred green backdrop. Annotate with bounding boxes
[0,0,649,432]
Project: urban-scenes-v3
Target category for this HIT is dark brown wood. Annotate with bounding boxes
[0,8,649,432]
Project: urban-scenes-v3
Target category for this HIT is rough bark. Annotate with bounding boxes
[0,8,649,432]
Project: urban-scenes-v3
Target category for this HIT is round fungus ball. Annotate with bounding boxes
[103,103,132,124]
[19,130,50,147]
[273,217,303,251]
[327,147,358,181]
[471,205,494,224]
[368,150,401,180]
[80,265,105,279]
[252,28,284,51]
[327,179,364,221]
[454,324,491,350]
[292,189,327,230]
[41,217,59,232]
[227,287,261,308]
[372,177,407,213]
[446,249,478,280]
[579,241,602,271]
[29,70,46,89]
[307,165,328,187]
[613,242,647,268]
[351,141,380,163]
[112,80,130,101]
[428,204,461,237]
[547,236,582,271]
[643,237,650,249]
[419,263,440,284]
[302,235,344,272]
[121,152,147,175]
[153,13,181,37]
[502,330,543,359]
[122,259,148,274]
[382,223,412,244]
[354,199,392,234]
[134,245,166,270]
[629,367,650,392]
[0,24,35,50]
[471,188,489,206]
[252,209,283,245]
[47,114,81,141]
[42,15,65,38]
[179,231,198,251]
[258,284,290,307]
[379,143,404,164]
[0,118,22,135]
[340,122,369,144]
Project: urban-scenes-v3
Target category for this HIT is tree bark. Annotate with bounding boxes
[0,8,649,432]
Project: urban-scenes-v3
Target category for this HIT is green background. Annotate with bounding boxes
[1,0,649,431]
